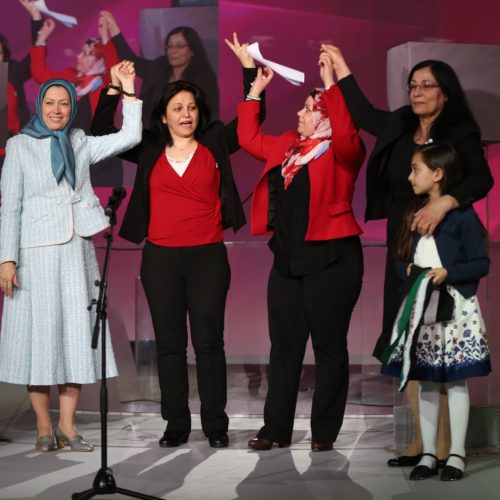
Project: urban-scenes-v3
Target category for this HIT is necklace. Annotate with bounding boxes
[165,150,195,164]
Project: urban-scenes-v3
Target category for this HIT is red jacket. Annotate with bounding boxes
[30,43,118,116]
[0,83,20,157]
[237,85,365,240]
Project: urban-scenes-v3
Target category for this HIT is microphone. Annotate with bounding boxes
[104,186,127,216]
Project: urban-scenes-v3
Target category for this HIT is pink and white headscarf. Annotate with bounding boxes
[72,38,105,98]
[281,89,332,189]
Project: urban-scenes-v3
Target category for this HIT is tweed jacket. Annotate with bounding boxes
[0,100,143,265]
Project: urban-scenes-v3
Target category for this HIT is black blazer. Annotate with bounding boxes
[91,68,263,244]
[337,75,494,222]
[111,32,219,127]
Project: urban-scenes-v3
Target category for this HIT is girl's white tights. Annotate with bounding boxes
[417,380,469,471]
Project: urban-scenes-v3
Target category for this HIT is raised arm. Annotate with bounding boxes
[30,19,76,83]
[15,0,43,82]
[322,44,390,137]
[319,51,365,169]
[222,33,267,154]
[90,62,146,164]
[100,10,154,78]
[86,61,142,164]
[236,66,278,162]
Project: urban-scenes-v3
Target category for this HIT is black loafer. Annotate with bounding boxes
[440,454,465,481]
[387,454,422,467]
[208,431,229,448]
[159,431,189,448]
[409,453,439,480]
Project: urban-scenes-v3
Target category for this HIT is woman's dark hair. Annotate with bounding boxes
[163,26,215,81]
[150,80,210,145]
[407,60,479,140]
[0,35,11,62]
[396,142,464,260]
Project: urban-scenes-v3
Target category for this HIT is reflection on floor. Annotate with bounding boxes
[1,410,499,500]
[115,363,398,417]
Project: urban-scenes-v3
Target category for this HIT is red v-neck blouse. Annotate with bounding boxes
[147,143,223,246]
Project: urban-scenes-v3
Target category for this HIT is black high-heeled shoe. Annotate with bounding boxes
[440,454,466,481]
[409,453,439,480]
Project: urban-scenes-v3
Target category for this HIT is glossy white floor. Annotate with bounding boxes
[1,405,499,500]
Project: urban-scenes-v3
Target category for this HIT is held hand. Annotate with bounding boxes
[37,18,55,44]
[19,0,42,21]
[115,61,136,98]
[318,52,334,89]
[411,195,458,236]
[98,15,110,45]
[100,11,120,37]
[320,44,351,80]
[0,262,19,298]
[224,32,255,68]
[248,66,274,98]
[426,267,448,285]
[109,62,122,87]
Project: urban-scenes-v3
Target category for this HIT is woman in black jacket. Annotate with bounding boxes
[321,44,493,466]
[99,10,219,128]
[91,35,262,449]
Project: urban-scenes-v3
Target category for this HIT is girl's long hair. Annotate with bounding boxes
[395,143,463,261]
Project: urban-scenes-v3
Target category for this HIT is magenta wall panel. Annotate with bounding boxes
[1,2,499,394]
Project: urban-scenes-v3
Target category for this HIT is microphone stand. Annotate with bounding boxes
[72,191,161,500]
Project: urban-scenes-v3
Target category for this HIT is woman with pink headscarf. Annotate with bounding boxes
[24,3,121,185]
[228,36,365,452]
[29,17,118,130]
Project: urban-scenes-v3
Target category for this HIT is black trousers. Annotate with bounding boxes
[258,237,364,444]
[140,241,230,436]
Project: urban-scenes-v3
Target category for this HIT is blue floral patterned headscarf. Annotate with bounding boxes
[20,79,78,189]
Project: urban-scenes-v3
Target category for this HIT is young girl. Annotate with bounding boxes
[382,143,491,481]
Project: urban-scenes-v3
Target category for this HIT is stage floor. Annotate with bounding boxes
[1,409,499,500]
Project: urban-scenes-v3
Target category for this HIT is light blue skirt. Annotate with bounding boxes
[0,233,118,385]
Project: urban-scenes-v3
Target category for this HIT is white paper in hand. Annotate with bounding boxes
[34,0,78,28]
[247,42,304,86]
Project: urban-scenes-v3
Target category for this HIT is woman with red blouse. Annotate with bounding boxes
[91,36,263,449]
[233,45,365,451]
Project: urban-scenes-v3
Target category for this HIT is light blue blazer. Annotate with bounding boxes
[0,100,143,265]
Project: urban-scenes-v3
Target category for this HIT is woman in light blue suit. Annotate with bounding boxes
[0,62,142,452]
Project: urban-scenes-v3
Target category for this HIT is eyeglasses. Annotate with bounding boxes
[166,43,189,50]
[406,81,441,92]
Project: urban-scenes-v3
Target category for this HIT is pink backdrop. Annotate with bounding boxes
[2,0,500,242]
[1,1,499,385]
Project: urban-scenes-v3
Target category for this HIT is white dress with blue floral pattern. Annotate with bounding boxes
[388,236,490,382]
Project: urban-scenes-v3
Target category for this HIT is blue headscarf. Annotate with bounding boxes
[21,79,78,189]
